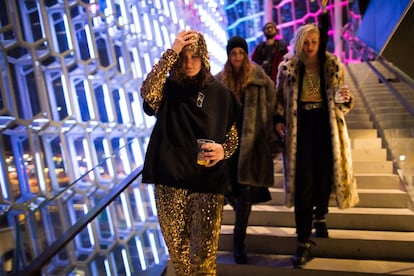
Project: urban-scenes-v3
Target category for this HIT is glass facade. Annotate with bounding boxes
[0,0,227,274]
[0,0,373,274]
[224,0,362,63]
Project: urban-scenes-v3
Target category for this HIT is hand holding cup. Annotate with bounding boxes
[197,139,215,166]
[335,85,351,103]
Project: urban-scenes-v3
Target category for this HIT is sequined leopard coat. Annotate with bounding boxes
[275,52,360,209]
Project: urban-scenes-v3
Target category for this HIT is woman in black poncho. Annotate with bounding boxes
[141,30,241,275]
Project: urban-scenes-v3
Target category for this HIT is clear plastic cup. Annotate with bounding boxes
[196,139,214,166]
[335,85,348,103]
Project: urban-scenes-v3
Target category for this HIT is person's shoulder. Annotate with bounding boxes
[251,63,267,77]
[250,63,272,85]
[277,55,297,74]
[210,77,230,92]
[326,52,342,64]
[275,39,287,50]
[280,55,294,66]
[214,71,224,82]
[254,41,266,50]
[325,52,343,72]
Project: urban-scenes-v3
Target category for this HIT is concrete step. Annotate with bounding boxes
[348,129,378,138]
[214,253,414,276]
[378,120,414,129]
[165,256,414,275]
[351,148,386,161]
[353,161,393,173]
[346,121,374,129]
[219,225,414,261]
[384,128,414,138]
[273,173,402,190]
[274,160,392,173]
[265,188,410,209]
[346,113,371,120]
[351,138,382,149]
[222,205,414,231]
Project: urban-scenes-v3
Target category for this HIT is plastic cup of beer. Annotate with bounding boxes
[197,139,214,166]
[335,85,348,103]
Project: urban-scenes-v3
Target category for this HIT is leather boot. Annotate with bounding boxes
[233,238,247,264]
[314,220,329,238]
[291,241,312,267]
[233,188,252,264]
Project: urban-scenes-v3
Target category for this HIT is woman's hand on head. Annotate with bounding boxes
[171,30,198,54]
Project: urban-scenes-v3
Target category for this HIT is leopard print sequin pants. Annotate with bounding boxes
[155,184,224,276]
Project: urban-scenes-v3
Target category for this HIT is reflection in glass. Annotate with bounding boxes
[73,136,94,182]
[93,137,113,180]
[111,137,129,177]
[40,134,70,188]
[89,254,109,275]
[93,191,115,244]
[52,12,72,53]
[16,0,44,43]
[110,245,130,275]
[67,196,94,260]
[94,83,114,123]
[49,72,70,121]
[129,186,146,223]
[75,22,95,60]
[126,137,143,171]
[128,91,149,129]
[74,79,94,122]
[95,31,111,67]
[113,88,130,125]
[127,236,146,271]
[113,192,131,233]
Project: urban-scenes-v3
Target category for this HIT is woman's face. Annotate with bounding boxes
[181,50,202,77]
[229,47,246,71]
[302,31,320,59]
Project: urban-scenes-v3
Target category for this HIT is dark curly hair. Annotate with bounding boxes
[169,32,213,89]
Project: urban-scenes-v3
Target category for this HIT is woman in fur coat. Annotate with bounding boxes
[274,18,359,267]
[216,36,281,264]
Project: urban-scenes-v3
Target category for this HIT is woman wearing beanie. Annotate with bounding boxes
[141,30,241,275]
[216,35,281,264]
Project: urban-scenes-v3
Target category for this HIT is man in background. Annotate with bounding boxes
[251,22,288,83]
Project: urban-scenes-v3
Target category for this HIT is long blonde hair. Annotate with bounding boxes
[288,23,320,63]
[220,52,253,100]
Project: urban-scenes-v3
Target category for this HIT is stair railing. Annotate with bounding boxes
[345,38,414,210]
[19,166,143,275]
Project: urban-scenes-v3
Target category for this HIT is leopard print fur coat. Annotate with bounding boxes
[275,52,360,209]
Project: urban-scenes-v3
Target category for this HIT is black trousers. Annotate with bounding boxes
[295,106,333,243]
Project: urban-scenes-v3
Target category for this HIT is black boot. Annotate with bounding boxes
[233,241,247,264]
[233,187,252,264]
[291,241,312,268]
[314,220,329,238]
[233,208,250,264]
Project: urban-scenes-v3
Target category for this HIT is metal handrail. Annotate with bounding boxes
[19,167,143,276]
[366,59,414,117]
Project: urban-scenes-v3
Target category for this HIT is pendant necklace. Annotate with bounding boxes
[305,69,320,95]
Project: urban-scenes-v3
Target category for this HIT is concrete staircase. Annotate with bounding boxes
[216,63,414,275]
[163,62,414,275]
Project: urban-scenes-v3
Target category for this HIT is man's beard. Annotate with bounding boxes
[265,33,275,39]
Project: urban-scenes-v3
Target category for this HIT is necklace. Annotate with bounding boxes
[305,70,320,95]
